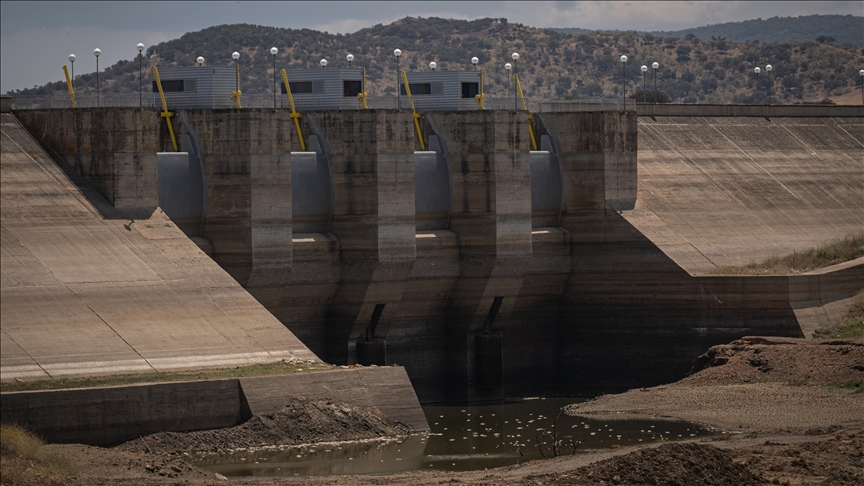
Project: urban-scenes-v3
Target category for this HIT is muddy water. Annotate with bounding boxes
[194,397,718,477]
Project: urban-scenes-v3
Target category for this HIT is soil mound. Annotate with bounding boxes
[734,430,864,485]
[117,396,408,455]
[685,337,863,386]
[526,443,765,486]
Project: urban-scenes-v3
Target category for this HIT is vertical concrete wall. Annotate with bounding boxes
[1,380,245,446]
[430,111,533,402]
[175,110,294,288]
[14,109,160,217]
[313,111,417,365]
[602,112,638,209]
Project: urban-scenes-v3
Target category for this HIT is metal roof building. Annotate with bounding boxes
[280,68,365,111]
[400,71,483,111]
[152,66,236,109]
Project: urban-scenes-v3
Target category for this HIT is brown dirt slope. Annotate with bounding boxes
[116,396,408,455]
[566,338,864,432]
[524,442,765,486]
[686,337,864,386]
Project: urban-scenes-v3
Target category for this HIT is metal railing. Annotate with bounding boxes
[9,94,637,112]
[10,94,156,109]
[536,99,636,112]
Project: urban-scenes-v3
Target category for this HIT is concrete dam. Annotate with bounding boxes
[4,104,863,404]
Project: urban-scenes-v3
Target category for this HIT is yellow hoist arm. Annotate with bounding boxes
[280,69,306,152]
[400,70,425,151]
[474,68,485,110]
[514,73,538,151]
[230,63,242,108]
[357,67,368,109]
[62,65,76,108]
[151,66,179,152]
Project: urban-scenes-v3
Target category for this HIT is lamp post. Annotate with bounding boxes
[68,54,76,92]
[136,44,145,109]
[429,61,436,71]
[765,64,773,105]
[511,52,519,110]
[471,56,479,70]
[347,54,354,68]
[197,56,204,66]
[394,49,402,109]
[93,48,101,107]
[641,65,647,102]
[505,62,512,107]
[860,70,864,106]
[620,55,627,106]
[754,67,761,104]
[270,47,278,109]
[232,51,241,94]
[320,59,327,68]
[652,62,659,102]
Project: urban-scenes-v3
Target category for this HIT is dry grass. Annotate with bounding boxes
[818,297,864,340]
[0,359,332,393]
[0,424,75,485]
[713,235,863,275]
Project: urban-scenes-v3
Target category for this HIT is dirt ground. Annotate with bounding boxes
[5,337,862,486]
[566,337,864,432]
[116,397,409,455]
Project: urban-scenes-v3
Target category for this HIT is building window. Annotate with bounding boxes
[283,81,311,94]
[152,79,185,93]
[400,83,432,95]
[343,80,363,97]
[462,82,480,99]
[282,81,324,94]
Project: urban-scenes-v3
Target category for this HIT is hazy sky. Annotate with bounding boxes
[1,1,860,93]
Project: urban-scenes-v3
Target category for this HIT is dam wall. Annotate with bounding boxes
[11,106,862,401]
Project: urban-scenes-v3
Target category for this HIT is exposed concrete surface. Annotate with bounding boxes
[0,112,317,381]
[1,367,427,446]
[631,116,863,274]
[1,379,244,446]
[790,258,864,338]
[239,366,429,432]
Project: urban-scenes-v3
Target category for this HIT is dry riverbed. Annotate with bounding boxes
[3,338,862,486]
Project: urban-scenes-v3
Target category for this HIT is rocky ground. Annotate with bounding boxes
[3,338,862,486]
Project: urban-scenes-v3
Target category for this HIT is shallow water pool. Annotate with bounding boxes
[194,397,718,477]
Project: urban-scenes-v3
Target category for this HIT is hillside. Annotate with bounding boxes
[650,15,864,48]
[7,17,863,104]
[553,14,864,48]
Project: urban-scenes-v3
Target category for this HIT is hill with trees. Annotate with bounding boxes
[7,17,863,105]
[649,15,863,49]
[553,14,864,48]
